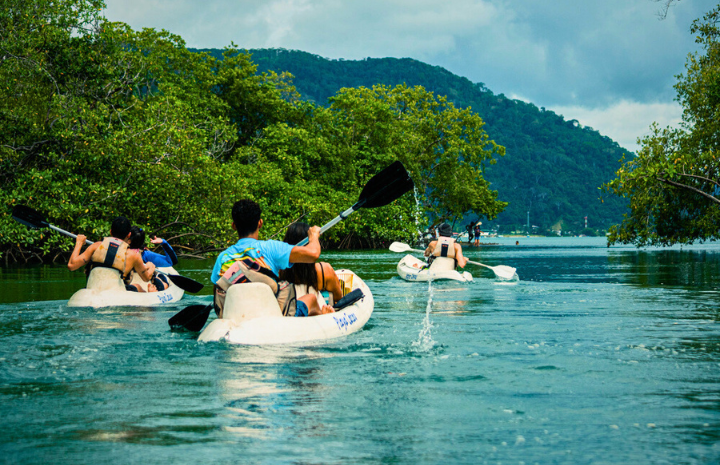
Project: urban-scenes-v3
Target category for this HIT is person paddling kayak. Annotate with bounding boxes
[210,199,333,318]
[126,225,178,292]
[424,223,468,271]
[67,216,156,289]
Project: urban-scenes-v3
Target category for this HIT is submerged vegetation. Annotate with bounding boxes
[0,0,505,262]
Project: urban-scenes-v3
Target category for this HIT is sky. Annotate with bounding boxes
[102,0,718,152]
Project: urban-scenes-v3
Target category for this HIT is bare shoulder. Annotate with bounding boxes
[317,261,337,276]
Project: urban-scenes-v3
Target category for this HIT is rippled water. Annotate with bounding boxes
[1,237,720,464]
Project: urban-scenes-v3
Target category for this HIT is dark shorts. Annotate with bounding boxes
[295,300,309,317]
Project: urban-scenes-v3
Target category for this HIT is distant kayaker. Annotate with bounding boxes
[466,221,474,245]
[210,199,332,319]
[473,222,481,247]
[126,225,178,292]
[279,222,344,310]
[424,223,468,270]
[67,216,156,289]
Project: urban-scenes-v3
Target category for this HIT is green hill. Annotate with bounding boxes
[195,48,629,234]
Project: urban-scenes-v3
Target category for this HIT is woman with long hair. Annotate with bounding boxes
[280,222,344,316]
[125,225,176,292]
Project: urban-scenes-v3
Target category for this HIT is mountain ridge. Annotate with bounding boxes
[195,47,629,233]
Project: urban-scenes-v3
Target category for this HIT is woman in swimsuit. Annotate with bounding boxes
[126,226,178,292]
[279,222,343,316]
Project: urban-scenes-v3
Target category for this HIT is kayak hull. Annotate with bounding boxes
[396,254,473,282]
[67,267,185,308]
[198,269,373,345]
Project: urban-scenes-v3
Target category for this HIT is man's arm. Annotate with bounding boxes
[454,243,468,268]
[289,226,322,264]
[130,253,155,282]
[67,235,99,271]
[424,241,437,257]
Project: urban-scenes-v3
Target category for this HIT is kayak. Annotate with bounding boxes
[67,266,185,308]
[396,254,473,282]
[198,269,374,345]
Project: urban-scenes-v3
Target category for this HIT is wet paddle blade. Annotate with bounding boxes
[389,242,412,253]
[12,205,50,229]
[169,304,212,331]
[491,265,517,280]
[358,161,414,209]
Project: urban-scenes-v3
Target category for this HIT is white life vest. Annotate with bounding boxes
[429,236,457,271]
[90,237,129,279]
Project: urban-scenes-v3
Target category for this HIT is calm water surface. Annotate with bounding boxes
[1,237,720,464]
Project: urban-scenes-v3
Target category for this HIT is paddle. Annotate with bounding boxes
[169,161,414,332]
[296,161,415,246]
[169,304,212,331]
[389,241,518,280]
[11,205,204,293]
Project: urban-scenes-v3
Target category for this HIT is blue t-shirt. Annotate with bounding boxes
[210,238,295,285]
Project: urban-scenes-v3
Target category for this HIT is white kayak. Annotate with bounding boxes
[67,266,185,308]
[198,269,374,345]
[397,254,473,282]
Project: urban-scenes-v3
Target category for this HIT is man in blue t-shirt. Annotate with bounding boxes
[211,199,333,317]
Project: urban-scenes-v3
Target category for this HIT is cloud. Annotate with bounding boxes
[548,100,684,153]
[102,0,715,150]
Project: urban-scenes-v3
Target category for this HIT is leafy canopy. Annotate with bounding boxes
[0,0,506,261]
[603,5,720,246]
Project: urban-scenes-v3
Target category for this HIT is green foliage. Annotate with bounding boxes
[0,1,504,262]
[209,47,629,232]
[603,5,720,246]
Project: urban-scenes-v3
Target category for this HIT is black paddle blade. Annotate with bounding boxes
[12,205,50,230]
[358,161,414,209]
[169,304,212,332]
[163,274,204,294]
[333,288,364,310]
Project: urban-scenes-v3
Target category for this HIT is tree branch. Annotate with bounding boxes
[676,172,720,188]
[656,176,720,205]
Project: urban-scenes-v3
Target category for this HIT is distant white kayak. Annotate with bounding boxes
[67,266,185,308]
[198,269,374,345]
[396,254,473,282]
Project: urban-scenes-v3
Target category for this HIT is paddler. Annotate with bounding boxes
[67,216,156,289]
[424,223,468,271]
[210,199,333,318]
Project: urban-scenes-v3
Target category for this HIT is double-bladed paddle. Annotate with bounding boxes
[296,160,415,246]
[11,205,204,293]
[169,160,415,331]
[389,241,518,280]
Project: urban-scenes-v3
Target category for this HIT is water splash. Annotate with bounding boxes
[412,279,435,351]
[413,186,423,246]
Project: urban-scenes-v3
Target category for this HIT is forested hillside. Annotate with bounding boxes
[2,1,511,262]
[197,48,630,233]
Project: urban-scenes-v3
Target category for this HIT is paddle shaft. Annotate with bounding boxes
[467,259,492,270]
[295,203,360,247]
[49,224,94,245]
[408,250,494,271]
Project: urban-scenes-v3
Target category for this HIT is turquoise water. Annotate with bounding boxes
[1,236,720,464]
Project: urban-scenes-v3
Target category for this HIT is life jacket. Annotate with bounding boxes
[432,236,456,259]
[87,237,130,282]
[213,247,296,318]
[429,236,457,271]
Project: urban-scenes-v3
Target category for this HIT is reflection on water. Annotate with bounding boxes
[1,237,720,463]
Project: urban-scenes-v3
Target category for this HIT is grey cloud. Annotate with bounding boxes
[104,0,716,108]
